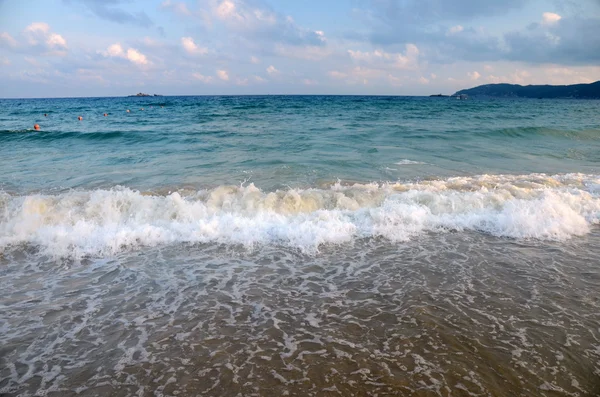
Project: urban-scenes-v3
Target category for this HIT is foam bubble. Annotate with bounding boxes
[0,173,598,258]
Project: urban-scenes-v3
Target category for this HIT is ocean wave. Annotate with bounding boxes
[488,127,600,140]
[1,173,598,258]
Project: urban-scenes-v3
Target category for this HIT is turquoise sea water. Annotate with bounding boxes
[1,96,600,396]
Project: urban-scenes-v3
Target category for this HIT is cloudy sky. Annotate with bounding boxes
[1,0,599,97]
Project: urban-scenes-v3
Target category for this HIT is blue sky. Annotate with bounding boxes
[1,0,599,97]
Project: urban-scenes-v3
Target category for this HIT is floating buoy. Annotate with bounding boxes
[103,113,108,117]
[34,124,40,130]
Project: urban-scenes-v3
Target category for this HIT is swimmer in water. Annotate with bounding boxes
[78,116,83,121]
[103,113,108,117]
[34,124,40,130]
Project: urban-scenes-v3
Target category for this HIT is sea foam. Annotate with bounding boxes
[1,173,598,258]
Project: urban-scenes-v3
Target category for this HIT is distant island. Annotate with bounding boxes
[453,80,600,99]
[128,93,162,97]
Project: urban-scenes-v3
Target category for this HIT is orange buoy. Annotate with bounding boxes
[103,113,108,117]
[78,116,83,121]
[34,124,40,130]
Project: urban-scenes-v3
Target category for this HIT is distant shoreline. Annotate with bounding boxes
[453,80,600,99]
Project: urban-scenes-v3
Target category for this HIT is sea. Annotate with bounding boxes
[0,95,599,396]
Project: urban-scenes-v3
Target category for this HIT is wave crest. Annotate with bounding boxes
[1,173,598,258]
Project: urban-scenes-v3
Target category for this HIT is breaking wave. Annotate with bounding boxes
[1,173,599,258]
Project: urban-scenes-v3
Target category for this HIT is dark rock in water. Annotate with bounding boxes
[429,94,450,97]
[128,93,163,97]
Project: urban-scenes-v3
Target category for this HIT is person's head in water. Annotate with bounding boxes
[103,113,108,117]
[44,114,47,117]
[78,116,83,121]
[34,124,40,130]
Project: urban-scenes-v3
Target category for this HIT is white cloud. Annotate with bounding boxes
[542,12,562,26]
[102,43,149,66]
[217,69,229,81]
[126,48,148,65]
[106,43,124,57]
[430,73,437,79]
[215,0,240,21]
[484,65,493,72]
[47,33,67,48]
[0,32,18,48]
[161,0,192,16]
[24,22,50,35]
[181,36,208,55]
[266,65,279,75]
[447,25,464,35]
[192,72,214,83]
[468,71,481,80]
[250,56,260,64]
[22,22,67,52]
[418,76,430,84]
[254,75,267,83]
[302,78,317,85]
[347,44,419,70]
[236,77,249,86]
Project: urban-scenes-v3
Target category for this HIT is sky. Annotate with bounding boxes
[1,0,600,97]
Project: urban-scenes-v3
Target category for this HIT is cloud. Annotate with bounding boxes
[217,69,229,81]
[13,22,69,56]
[102,43,149,66]
[542,12,562,25]
[0,32,18,48]
[254,75,267,83]
[250,56,260,64]
[447,25,464,35]
[173,0,327,48]
[161,0,192,16]
[126,48,148,65]
[105,43,124,57]
[274,44,332,61]
[347,44,420,70]
[192,72,214,83]
[64,0,161,32]
[468,71,481,80]
[24,22,67,49]
[328,70,347,79]
[504,16,600,64]
[266,65,279,74]
[181,37,208,55]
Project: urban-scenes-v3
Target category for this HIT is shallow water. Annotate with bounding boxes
[1,96,600,396]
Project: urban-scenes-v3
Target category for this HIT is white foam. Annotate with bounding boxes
[395,159,427,165]
[0,173,598,258]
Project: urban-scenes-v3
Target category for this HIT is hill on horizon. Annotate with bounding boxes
[454,81,600,99]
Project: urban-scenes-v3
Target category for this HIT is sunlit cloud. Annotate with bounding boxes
[217,69,229,81]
